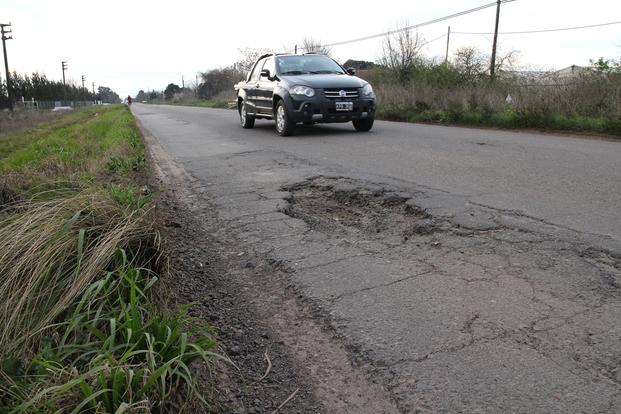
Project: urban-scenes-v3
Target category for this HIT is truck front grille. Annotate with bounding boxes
[323,88,359,100]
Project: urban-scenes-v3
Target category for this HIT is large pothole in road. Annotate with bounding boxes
[283,177,437,241]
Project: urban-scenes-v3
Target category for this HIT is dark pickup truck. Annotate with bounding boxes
[234,53,376,136]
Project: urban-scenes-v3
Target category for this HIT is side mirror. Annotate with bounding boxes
[347,67,356,75]
[260,69,271,79]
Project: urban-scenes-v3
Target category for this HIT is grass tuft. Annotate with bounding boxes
[0,191,160,361]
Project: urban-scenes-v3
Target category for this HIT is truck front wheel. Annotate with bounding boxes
[275,100,295,136]
[353,117,374,132]
[239,100,255,129]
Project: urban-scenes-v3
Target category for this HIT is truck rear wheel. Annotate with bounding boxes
[239,100,255,129]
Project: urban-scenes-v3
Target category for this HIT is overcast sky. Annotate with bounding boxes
[3,0,620,97]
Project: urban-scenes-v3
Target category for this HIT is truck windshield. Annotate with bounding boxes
[277,55,345,75]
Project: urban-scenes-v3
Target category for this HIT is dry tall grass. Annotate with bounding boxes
[0,110,65,136]
[0,190,160,360]
[374,74,621,118]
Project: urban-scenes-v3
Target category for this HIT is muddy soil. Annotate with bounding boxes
[284,176,432,241]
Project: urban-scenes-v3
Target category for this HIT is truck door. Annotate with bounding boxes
[245,58,265,114]
[256,57,276,116]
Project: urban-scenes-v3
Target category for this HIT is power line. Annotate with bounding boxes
[420,33,449,48]
[299,0,516,50]
[453,20,621,35]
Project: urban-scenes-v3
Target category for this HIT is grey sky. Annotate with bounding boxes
[3,0,620,97]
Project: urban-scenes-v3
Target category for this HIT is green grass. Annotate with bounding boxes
[1,251,222,413]
[376,105,621,137]
[0,105,221,412]
[107,154,146,174]
[0,106,144,174]
[109,183,153,210]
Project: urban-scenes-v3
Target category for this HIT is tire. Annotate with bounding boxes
[239,100,255,129]
[275,100,295,136]
[353,117,374,132]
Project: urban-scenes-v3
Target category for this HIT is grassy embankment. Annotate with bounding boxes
[370,69,621,137]
[375,104,621,136]
[0,106,221,412]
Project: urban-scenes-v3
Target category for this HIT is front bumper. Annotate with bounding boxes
[284,94,376,124]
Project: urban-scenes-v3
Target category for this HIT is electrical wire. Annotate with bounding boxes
[298,0,516,50]
[420,33,449,47]
[453,20,621,35]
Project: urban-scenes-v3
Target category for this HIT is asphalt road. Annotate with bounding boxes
[134,104,621,412]
[134,104,620,242]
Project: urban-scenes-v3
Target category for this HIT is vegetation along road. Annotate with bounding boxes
[133,103,621,412]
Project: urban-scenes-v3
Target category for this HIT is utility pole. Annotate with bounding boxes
[490,0,501,80]
[444,26,451,64]
[1,22,13,111]
[61,60,68,104]
[182,75,184,89]
[81,75,85,102]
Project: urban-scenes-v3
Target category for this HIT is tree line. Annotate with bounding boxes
[1,72,121,108]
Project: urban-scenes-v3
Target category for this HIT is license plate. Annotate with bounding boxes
[335,101,353,111]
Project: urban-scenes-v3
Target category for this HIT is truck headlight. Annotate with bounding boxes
[290,85,315,98]
[362,83,375,98]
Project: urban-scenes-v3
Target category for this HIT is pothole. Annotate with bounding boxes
[283,177,436,241]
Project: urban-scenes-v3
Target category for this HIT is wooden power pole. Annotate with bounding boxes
[490,0,501,80]
[1,23,13,111]
[61,61,68,104]
[445,26,451,64]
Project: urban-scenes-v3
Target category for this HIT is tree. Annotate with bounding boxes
[343,59,375,70]
[135,90,147,101]
[198,68,238,100]
[495,49,519,74]
[97,86,121,103]
[589,57,621,74]
[164,83,181,100]
[378,25,425,80]
[233,48,270,76]
[453,47,487,83]
[300,38,332,56]
[0,71,97,108]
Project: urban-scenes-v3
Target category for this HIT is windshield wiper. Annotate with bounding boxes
[309,70,344,74]
[281,70,308,75]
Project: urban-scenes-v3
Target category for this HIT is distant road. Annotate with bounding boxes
[134,104,621,242]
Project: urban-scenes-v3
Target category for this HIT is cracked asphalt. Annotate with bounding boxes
[133,104,621,413]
